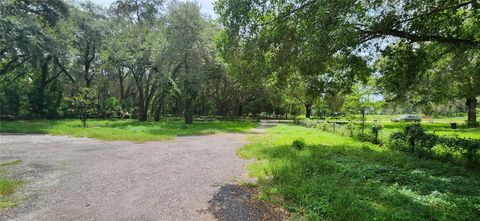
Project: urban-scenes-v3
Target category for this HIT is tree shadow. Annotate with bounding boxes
[205,184,287,221]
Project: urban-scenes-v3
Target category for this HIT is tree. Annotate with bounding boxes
[215,0,370,118]
[106,0,166,121]
[377,42,479,127]
[64,88,97,127]
[343,82,381,133]
[215,0,479,126]
[70,2,107,88]
[1,0,69,76]
[1,0,69,118]
[166,1,206,124]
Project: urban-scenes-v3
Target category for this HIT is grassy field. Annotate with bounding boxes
[0,160,23,209]
[239,124,480,220]
[379,122,480,139]
[0,119,258,142]
[305,115,480,140]
[358,115,480,139]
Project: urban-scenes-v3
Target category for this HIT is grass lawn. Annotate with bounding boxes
[239,124,480,220]
[379,122,480,139]
[309,115,480,140]
[0,160,23,209]
[361,115,480,139]
[0,119,258,142]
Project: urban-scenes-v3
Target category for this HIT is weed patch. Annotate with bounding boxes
[0,160,24,209]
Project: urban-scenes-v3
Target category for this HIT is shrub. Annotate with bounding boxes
[371,124,383,144]
[63,88,97,127]
[355,132,373,143]
[388,124,480,169]
[292,139,306,150]
[386,133,409,151]
[403,124,426,153]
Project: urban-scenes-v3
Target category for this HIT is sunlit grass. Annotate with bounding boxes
[239,124,480,220]
[0,160,21,167]
[0,160,23,209]
[379,121,480,139]
[0,119,258,142]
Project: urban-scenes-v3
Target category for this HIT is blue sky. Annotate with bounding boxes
[90,0,216,17]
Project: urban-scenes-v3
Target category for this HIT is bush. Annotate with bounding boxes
[371,124,383,144]
[387,124,480,169]
[355,132,374,143]
[387,133,409,151]
[63,88,97,127]
[292,139,306,150]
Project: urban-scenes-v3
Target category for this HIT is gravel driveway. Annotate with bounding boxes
[0,132,283,221]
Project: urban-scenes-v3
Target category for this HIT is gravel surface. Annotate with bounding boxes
[0,132,282,221]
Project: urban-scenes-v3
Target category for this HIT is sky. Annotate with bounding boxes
[90,0,217,18]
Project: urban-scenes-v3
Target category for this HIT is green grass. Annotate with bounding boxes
[358,115,480,139]
[308,115,480,140]
[0,160,23,209]
[0,119,258,142]
[0,160,21,167]
[379,122,480,139]
[239,124,480,220]
[298,113,480,140]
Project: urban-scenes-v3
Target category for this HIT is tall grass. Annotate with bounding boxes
[239,125,480,220]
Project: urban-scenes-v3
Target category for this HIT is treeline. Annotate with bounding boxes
[1,0,479,126]
[0,0,291,123]
[214,0,480,127]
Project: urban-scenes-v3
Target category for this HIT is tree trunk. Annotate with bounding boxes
[184,99,193,124]
[466,97,477,127]
[31,59,49,117]
[154,101,162,122]
[137,93,147,121]
[154,109,161,121]
[305,103,312,119]
[237,104,243,116]
[84,62,91,87]
[118,69,126,104]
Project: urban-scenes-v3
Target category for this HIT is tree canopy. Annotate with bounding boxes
[0,0,478,126]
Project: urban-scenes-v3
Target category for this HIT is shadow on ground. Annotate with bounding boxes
[206,184,287,221]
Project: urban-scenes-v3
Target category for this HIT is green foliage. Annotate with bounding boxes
[0,160,21,167]
[239,125,480,220]
[0,119,258,142]
[215,0,479,124]
[388,124,480,168]
[63,88,96,127]
[0,160,24,209]
[371,124,383,144]
[292,139,305,150]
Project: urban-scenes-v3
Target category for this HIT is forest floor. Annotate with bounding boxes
[0,131,286,221]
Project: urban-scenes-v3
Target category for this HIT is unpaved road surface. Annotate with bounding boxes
[0,133,282,221]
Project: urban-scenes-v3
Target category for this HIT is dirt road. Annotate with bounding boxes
[0,133,281,221]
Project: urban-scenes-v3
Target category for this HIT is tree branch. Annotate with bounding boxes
[395,1,475,26]
[359,27,479,47]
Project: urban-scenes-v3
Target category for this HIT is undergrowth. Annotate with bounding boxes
[239,125,480,220]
